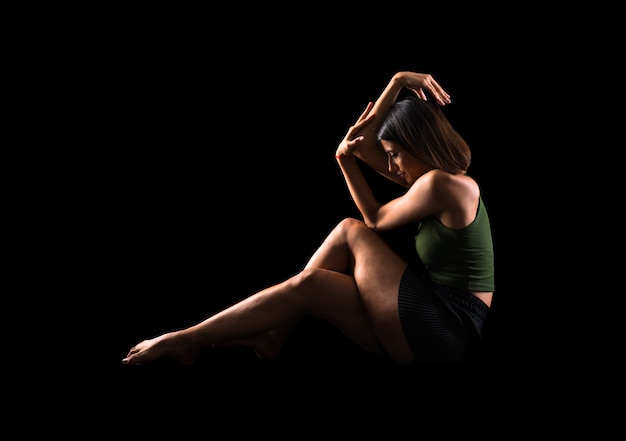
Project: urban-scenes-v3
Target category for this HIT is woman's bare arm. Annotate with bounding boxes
[351,72,452,186]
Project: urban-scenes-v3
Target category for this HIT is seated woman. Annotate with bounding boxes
[123,71,495,367]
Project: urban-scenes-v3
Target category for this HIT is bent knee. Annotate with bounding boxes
[337,217,366,230]
[289,267,327,291]
[336,217,374,237]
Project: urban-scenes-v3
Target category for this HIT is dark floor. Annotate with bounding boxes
[99,321,542,435]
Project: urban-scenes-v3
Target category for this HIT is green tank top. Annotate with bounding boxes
[414,196,495,292]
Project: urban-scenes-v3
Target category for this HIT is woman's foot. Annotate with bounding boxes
[122,331,200,366]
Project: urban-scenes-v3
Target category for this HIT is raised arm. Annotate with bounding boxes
[334,72,452,229]
[351,72,452,186]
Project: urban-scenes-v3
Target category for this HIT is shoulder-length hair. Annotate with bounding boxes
[377,95,471,175]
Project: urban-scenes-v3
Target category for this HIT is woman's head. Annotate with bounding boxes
[377,95,471,175]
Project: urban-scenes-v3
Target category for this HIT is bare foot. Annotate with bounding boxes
[122,331,200,366]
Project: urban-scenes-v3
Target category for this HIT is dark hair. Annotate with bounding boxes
[377,95,471,174]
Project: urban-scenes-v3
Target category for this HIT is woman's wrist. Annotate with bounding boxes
[392,72,408,89]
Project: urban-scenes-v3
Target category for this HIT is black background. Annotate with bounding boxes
[52,11,589,434]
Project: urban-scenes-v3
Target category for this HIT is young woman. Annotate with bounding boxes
[123,71,494,366]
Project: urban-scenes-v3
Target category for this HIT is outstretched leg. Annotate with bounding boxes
[123,266,373,365]
[123,218,413,366]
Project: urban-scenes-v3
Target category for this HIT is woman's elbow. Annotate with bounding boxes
[363,211,385,231]
[363,218,382,231]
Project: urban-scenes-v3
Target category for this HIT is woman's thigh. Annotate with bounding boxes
[342,219,414,364]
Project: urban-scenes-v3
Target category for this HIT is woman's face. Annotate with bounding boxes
[380,140,430,185]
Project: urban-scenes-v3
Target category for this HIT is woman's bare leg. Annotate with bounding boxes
[123,218,413,366]
[123,268,369,365]
[222,218,414,360]
[305,218,414,364]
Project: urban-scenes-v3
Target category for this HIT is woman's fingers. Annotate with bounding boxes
[356,101,374,122]
[347,113,375,142]
[336,102,376,157]
[404,73,451,105]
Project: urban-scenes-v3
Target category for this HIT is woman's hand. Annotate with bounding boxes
[397,72,452,106]
[335,102,376,158]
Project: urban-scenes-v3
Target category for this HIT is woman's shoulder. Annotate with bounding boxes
[426,170,481,228]
[426,169,480,195]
